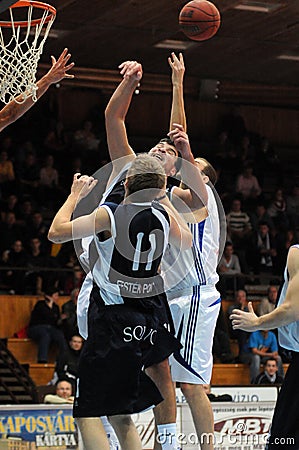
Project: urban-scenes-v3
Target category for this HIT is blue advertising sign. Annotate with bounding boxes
[0,405,78,449]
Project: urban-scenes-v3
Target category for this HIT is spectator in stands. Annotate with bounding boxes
[25,237,48,294]
[73,120,99,152]
[24,212,49,252]
[43,119,66,154]
[248,330,283,383]
[286,185,299,230]
[17,152,40,199]
[238,135,256,162]
[38,154,63,209]
[213,130,233,162]
[267,188,289,231]
[249,222,278,275]
[44,379,74,404]
[226,198,252,273]
[250,203,275,233]
[218,242,244,297]
[227,289,251,361]
[55,334,83,386]
[61,288,80,340]
[0,211,23,253]
[235,161,262,211]
[258,285,278,316]
[27,286,67,363]
[254,357,284,385]
[0,194,20,222]
[17,199,34,226]
[1,239,28,294]
[63,267,84,296]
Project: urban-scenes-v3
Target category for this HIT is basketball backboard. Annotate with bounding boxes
[0,0,17,14]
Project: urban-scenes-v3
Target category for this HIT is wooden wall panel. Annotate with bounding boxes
[0,295,69,339]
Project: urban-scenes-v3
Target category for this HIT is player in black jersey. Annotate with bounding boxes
[48,154,192,450]
[104,56,208,450]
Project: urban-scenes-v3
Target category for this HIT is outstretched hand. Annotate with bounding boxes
[230,302,260,332]
[168,52,185,86]
[119,60,143,81]
[70,173,98,201]
[46,48,75,84]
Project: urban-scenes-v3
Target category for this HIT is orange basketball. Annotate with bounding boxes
[179,0,221,41]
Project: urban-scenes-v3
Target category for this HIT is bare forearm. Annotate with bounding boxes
[170,83,186,131]
[0,74,53,132]
[48,194,77,242]
[105,76,139,121]
[256,302,299,330]
[105,76,138,160]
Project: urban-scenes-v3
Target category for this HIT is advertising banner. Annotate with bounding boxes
[0,396,278,449]
[0,405,77,449]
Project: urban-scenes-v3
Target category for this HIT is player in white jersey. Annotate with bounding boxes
[162,52,227,450]
[103,55,207,450]
[48,154,192,450]
[161,157,224,450]
[230,244,299,449]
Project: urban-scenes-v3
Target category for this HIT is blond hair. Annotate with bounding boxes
[126,153,166,195]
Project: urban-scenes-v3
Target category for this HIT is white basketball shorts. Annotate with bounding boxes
[169,285,221,384]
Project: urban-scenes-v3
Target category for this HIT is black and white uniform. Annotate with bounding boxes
[74,200,177,417]
[77,166,177,362]
[266,244,299,449]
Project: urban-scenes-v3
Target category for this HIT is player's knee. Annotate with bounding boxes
[146,358,171,379]
[180,382,199,399]
[109,414,133,430]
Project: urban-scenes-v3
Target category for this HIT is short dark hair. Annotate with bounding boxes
[44,286,59,297]
[159,137,182,172]
[265,357,278,366]
[195,157,217,185]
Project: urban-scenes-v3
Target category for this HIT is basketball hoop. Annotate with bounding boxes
[0,0,56,104]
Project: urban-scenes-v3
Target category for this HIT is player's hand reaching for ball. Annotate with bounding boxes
[119,61,143,82]
[70,173,98,201]
[46,48,75,84]
[168,52,185,87]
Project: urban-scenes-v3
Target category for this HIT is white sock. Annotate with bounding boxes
[100,416,120,450]
[157,423,178,450]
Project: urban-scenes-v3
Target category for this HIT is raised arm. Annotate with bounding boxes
[48,173,112,243]
[168,52,186,132]
[0,48,74,133]
[167,53,207,213]
[104,60,142,164]
[168,124,208,212]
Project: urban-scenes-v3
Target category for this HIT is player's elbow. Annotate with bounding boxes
[48,227,62,243]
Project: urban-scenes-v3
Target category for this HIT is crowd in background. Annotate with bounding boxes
[1,106,298,296]
[0,105,297,381]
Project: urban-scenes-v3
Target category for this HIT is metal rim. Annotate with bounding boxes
[0,0,56,27]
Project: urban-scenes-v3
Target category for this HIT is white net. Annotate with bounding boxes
[0,2,55,104]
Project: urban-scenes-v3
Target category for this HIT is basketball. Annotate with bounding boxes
[179,0,221,41]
